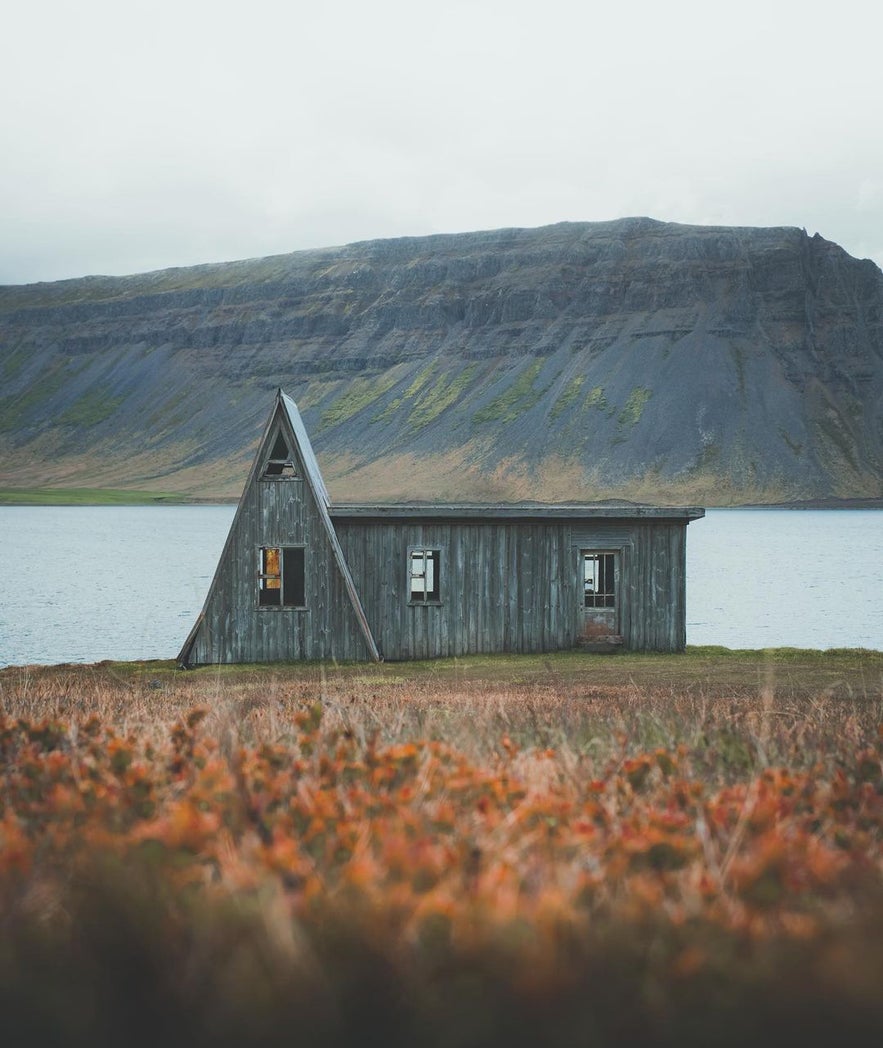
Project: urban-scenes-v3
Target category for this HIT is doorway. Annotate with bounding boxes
[581,551,621,646]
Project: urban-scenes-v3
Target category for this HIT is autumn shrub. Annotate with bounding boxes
[0,692,882,1047]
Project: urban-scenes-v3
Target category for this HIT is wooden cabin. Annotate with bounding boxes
[178,390,704,666]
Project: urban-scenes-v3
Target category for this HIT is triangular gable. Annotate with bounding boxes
[277,391,379,663]
[178,388,380,666]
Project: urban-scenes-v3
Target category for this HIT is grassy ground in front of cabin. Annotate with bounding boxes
[1,647,881,1046]
[4,646,878,760]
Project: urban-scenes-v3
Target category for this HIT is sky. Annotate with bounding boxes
[2,0,883,285]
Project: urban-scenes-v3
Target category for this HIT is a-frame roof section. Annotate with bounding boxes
[277,390,379,661]
[280,390,330,509]
[178,388,380,665]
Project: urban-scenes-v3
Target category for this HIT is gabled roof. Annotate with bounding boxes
[272,391,379,662]
[280,390,330,509]
[178,388,380,665]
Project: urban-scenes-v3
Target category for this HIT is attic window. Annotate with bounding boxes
[263,432,297,478]
[259,546,306,608]
[409,547,441,604]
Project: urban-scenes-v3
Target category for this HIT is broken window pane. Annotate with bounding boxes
[584,553,615,609]
[259,546,282,606]
[409,547,441,603]
[282,547,305,607]
[259,546,305,608]
[410,551,426,595]
[263,431,297,477]
[270,433,288,460]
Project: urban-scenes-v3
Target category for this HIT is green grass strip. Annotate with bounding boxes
[0,487,198,506]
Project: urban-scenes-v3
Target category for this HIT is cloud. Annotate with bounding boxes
[2,0,883,283]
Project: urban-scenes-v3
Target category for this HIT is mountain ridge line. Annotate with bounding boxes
[1,217,880,506]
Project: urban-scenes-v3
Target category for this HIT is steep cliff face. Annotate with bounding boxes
[1,218,881,503]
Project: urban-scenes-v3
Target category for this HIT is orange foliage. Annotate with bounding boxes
[1,706,881,977]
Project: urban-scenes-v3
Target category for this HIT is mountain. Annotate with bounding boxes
[1,218,881,505]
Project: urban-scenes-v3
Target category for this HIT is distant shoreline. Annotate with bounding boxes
[0,486,880,509]
[732,497,883,510]
[1,490,881,509]
[0,487,239,507]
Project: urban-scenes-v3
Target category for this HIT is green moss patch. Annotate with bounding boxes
[617,386,653,426]
[473,362,548,424]
[408,365,478,430]
[584,385,608,411]
[320,374,400,428]
[549,375,584,420]
[59,388,126,428]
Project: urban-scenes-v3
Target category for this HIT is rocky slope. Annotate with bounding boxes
[0,218,881,504]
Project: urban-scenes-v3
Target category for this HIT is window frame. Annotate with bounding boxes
[257,544,307,610]
[407,545,442,605]
[261,431,299,480]
[582,551,617,610]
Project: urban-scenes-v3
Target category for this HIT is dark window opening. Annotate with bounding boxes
[584,553,615,609]
[409,547,441,603]
[259,546,305,607]
[263,432,297,478]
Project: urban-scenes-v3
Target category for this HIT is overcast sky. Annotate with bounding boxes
[2,0,882,285]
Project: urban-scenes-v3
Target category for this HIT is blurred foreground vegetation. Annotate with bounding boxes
[1,648,881,1046]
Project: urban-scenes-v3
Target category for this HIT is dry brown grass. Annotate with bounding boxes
[1,647,881,1048]
[3,647,880,785]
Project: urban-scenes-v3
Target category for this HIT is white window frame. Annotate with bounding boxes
[408,546,442,605]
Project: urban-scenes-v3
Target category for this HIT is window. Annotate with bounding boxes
[583,553,615,609]
[259,546,305,607]
[262,432,297,478]
[409,547,441,603]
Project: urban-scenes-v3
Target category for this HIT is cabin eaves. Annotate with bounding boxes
[330,504,704,522]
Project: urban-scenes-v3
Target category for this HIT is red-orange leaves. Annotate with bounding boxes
[0,707,880,978]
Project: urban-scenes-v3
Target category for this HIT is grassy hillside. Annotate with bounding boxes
[2,220,881,505]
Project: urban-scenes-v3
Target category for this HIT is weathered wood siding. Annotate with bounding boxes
[334,517,689,659]
[184,474,373,666]
[611,521,687,652]
[334,520,573,659]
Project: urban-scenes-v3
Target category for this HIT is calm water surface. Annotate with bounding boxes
[687,508,882,650]
[0,506,234,668]
[0,506,880,667]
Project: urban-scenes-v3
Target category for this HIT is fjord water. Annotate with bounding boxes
[687,508,882,651]
[0,506,880,667]
[0,506,235,668]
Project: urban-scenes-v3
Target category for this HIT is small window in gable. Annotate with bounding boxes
[409,547,441,604]
[263,432,297,478]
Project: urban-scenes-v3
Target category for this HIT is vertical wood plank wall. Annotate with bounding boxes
[617,522,688,652]
[333,517,689,659]
[185,475,373,665]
